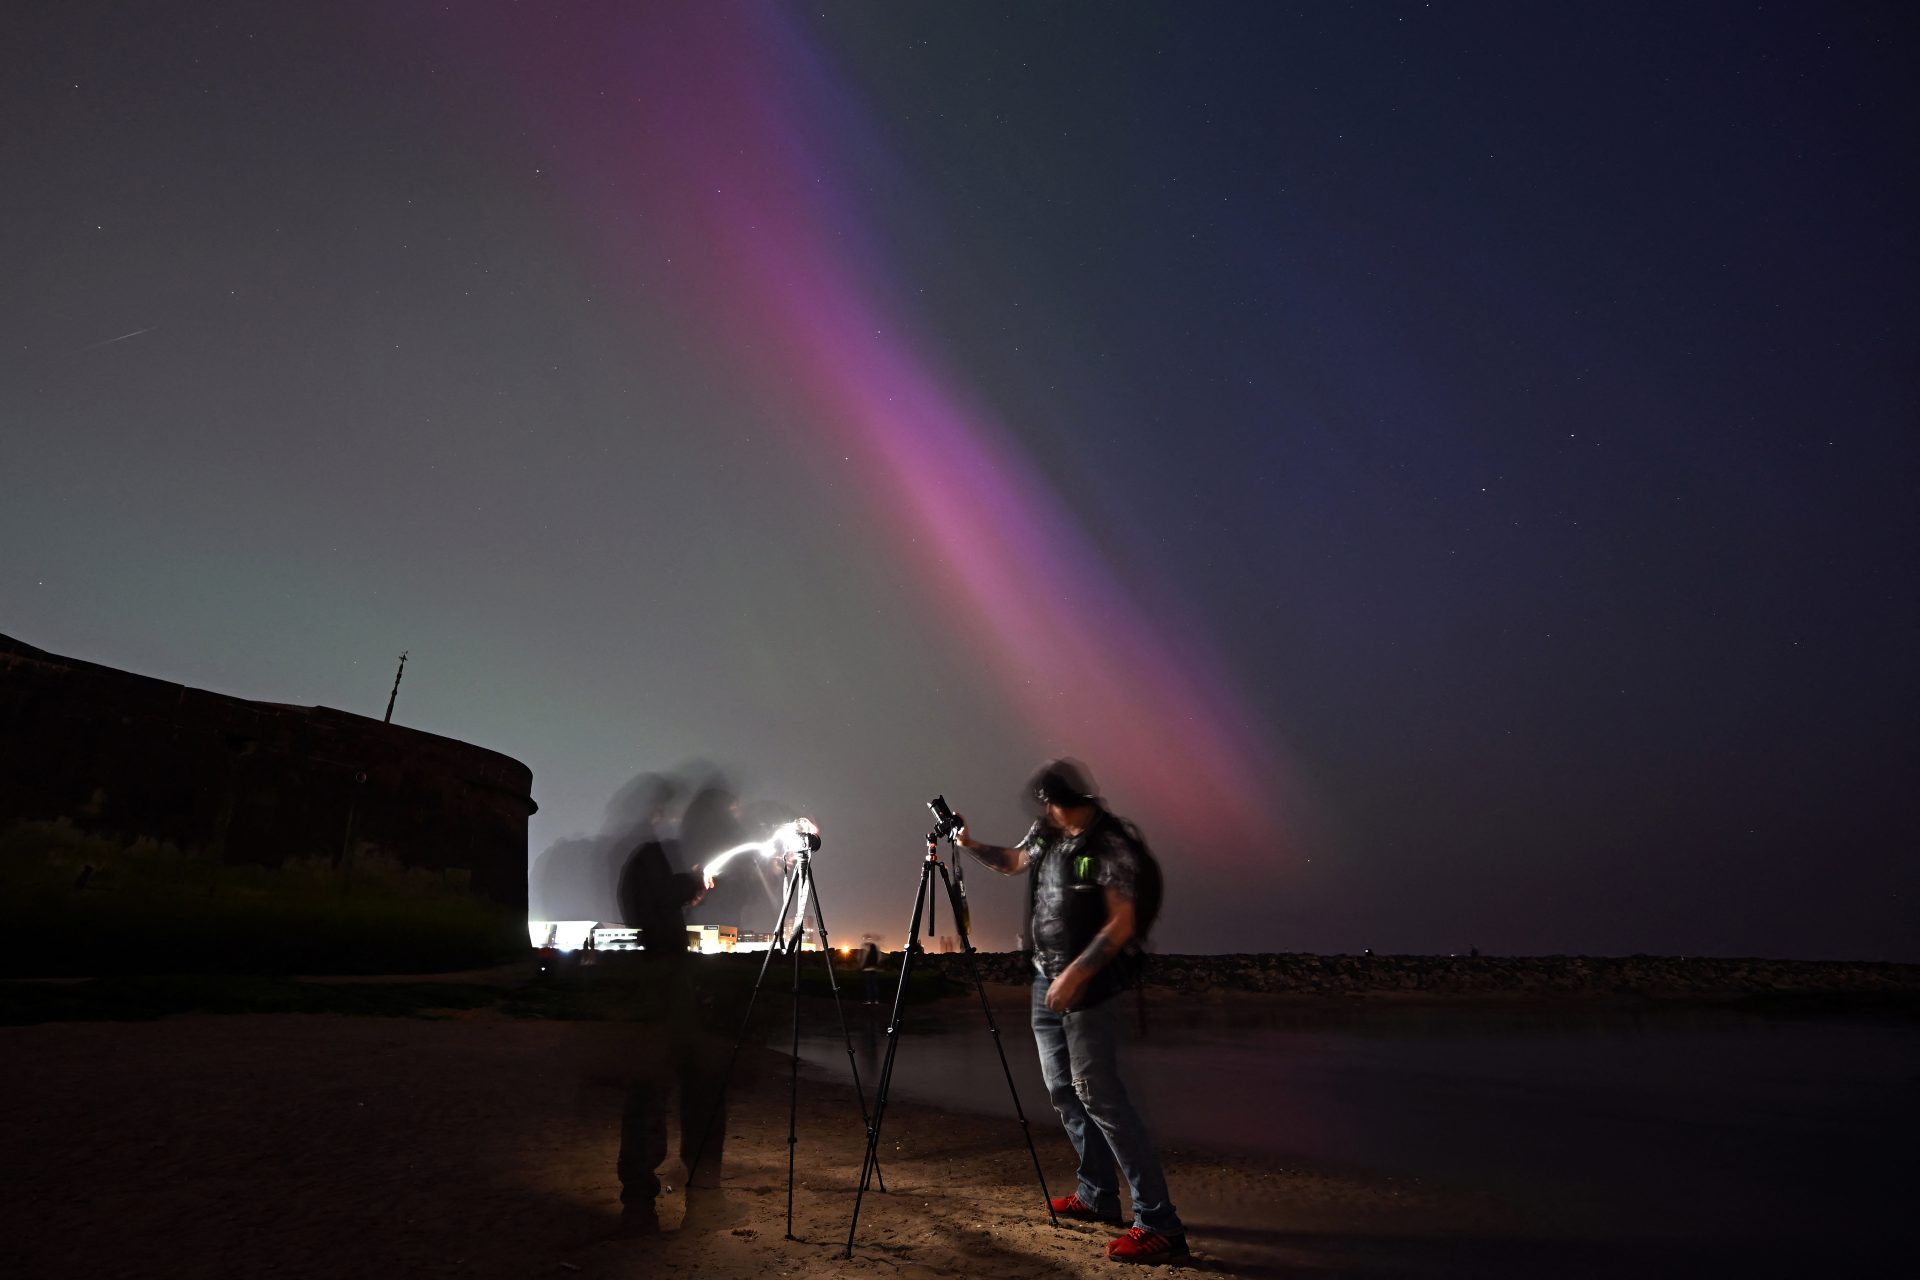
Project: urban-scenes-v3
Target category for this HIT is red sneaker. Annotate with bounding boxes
[1050,1193,1122,1225]
[1106,1226,1189,1263]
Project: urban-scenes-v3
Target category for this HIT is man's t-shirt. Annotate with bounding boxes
[1020,811,1141,979]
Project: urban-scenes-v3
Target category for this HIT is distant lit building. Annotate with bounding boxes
[686,924,739,954]
[530,920,597,952]
[734,926,821,953]
[532,920,777,956]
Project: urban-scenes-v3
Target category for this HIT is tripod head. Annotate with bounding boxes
[775,818,822,856]
[926,794,964,842]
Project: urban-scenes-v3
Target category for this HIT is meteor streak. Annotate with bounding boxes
[83,326,156,350]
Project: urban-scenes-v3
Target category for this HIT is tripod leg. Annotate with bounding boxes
[938,861,1059,1227]
[786,891,803,1239]
[844,856,934,1258]
[802,861,885,1193]
[684,865,800,1188]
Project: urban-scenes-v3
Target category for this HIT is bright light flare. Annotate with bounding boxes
[772,818,821,857]
[528,920,597,952]
[699,818,822,879]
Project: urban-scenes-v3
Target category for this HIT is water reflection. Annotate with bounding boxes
[795,1000,1920,1242]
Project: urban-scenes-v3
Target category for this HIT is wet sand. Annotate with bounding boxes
[3,993,1904,1278]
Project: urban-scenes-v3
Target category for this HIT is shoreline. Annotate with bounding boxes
[9,955,1917,1034]
[12,962,1919,1030]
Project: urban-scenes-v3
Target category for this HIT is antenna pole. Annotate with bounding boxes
[383,651,408,723]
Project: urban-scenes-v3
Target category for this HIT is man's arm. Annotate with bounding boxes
[1044,890,1135,1012]
[953,820,1030,875]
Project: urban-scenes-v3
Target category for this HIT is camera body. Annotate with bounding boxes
[926,794,963,841]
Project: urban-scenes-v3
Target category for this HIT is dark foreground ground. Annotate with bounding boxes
[3,965,1915,1279]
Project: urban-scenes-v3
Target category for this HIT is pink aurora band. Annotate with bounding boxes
[415,3,1299,867]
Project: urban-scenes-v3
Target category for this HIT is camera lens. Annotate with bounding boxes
[927,795,960,836]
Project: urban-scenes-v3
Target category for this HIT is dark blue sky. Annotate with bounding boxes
[3,2,1913,957]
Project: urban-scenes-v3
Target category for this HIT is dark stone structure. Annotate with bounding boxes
[0,632,535,910]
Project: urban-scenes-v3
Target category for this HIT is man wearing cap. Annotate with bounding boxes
[954,760,1187,1264]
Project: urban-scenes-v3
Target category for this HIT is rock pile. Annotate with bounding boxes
[908,950,1920,1001]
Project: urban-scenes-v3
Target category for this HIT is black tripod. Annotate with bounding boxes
[843,833,1057,1258]
[686,836,882,1240]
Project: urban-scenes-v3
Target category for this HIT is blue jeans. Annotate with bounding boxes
[1030,978,1182,1235]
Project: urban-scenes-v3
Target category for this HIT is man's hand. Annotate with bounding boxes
[1046,895,1134,1012]
[954,821,1029,875]
[1045,966,1091,1012]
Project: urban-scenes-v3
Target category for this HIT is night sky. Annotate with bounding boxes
[4,2,1913,960]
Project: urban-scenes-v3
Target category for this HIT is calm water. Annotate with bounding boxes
[790,999,1920,1246]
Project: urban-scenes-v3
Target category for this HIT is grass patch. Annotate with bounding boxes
[1,818,524,978]
[0,975,507,1025]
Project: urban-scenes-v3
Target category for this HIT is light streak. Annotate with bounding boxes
[83,326,156,351]
[699,818,820,879]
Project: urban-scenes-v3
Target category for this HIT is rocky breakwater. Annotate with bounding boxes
[913,950,1920,1003]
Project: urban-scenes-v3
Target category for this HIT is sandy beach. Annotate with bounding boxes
[0,992,1539,1280]
[4,982,1910,1279]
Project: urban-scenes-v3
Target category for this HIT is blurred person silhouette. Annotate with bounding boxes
[858,940,883,1006]
[607,772,730,1236]
[530,769,680,928]
[952,758,1186,1264]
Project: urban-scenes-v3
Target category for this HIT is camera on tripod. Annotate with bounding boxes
[926,794,963,841]
[775,818,823,855]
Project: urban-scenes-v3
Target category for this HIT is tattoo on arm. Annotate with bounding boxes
[1071,934,1117,974]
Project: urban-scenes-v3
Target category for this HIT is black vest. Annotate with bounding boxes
[1026,811,1154,1004]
